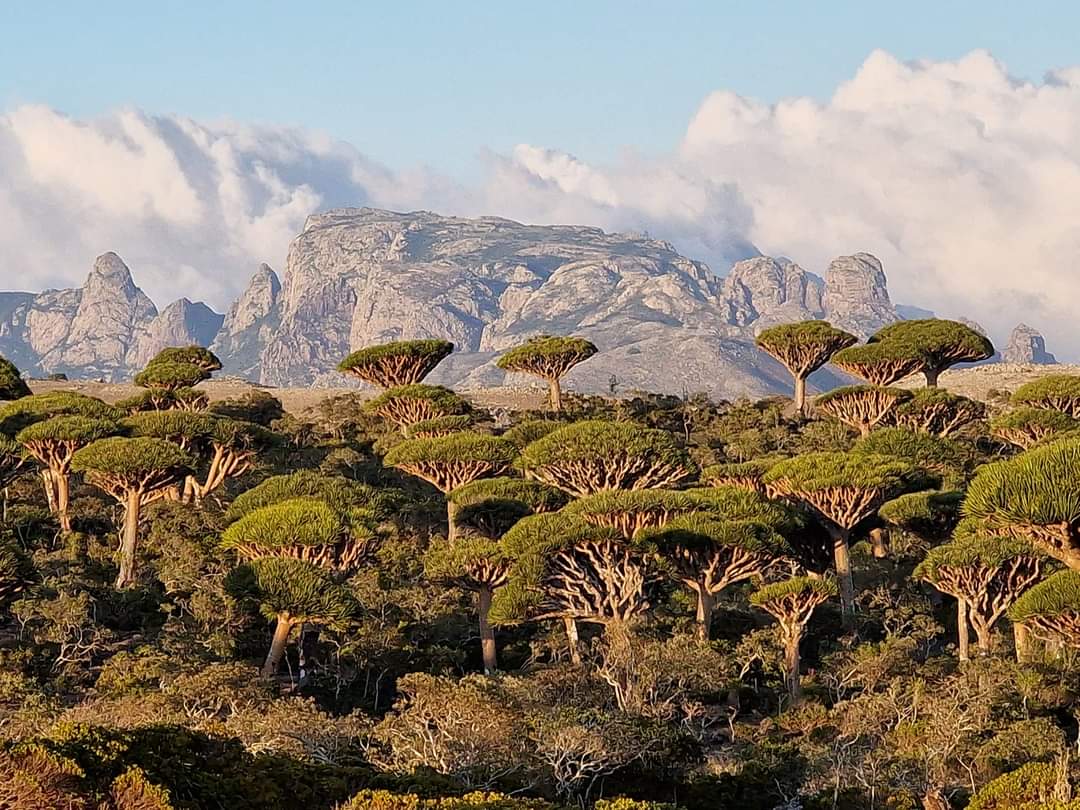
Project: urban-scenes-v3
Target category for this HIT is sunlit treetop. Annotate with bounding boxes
[1011,374,1080,418]
[338,339,454,388]
[754,320,857,376]
[134,361,211,391]
[0,391,119,434]
[830,342,924,386]
[869,318,994,383]
[225,470,398,523]
[147,346,222,373]
[495,335,598,378]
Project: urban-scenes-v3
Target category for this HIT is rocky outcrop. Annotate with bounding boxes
[720,257,824,329]
[0,253,222,381]
[211,265,281,379]
[246,209,866,398]
[128,298,224,369]
[822,253,898,338]
[1004,323,1056,365]
[0,210,922,399]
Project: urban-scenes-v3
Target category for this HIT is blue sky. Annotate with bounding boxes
[3,1,1077,176]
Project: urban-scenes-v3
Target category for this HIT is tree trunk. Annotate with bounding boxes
[478,585,497,674]
[793,375,807,416]
[831,528,855,630]
[56,471,72,533]
[262,614,294,678]
[784,629,802,704]
[974,624,992,657]
[1013,622,1031,663]
[869,527,888,559]
[446,498,459,543]
[563,616,582,665]
[548,377,563,413]
[924,367,941,388]
[114,488,142,589]
[695,588,715,641]
[40,469,57,514]
[858,422,871,438]
[957,599,970,662]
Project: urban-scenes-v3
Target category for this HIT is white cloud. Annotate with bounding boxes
[4,50,1080,357]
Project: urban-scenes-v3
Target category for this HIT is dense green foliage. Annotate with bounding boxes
[7,335,1080,808]
[0,354,30,401]
[339,339,455,388]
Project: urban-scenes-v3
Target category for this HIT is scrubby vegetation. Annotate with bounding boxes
[7,325,1080,809]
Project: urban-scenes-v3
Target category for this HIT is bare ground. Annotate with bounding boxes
[26,362,1073,416]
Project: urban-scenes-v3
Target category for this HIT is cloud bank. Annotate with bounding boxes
[3,50,1080,356]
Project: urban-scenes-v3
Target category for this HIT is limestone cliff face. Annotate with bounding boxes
[0,209,924,398]
[245,209,868,397]
[822,253,898,338]
[127,298,224,369]
[720,257,825,329]
[1004,323,1056,364]
[0,253,222,381]
[211,264,281,379]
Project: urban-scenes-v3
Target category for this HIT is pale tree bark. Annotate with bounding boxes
[548,377,563,412]
[1013,622,1031,663]
[563,616,582,665]
[957,599,970,662]
[695,588,716,641]
[831,528,855,630]
[478,585,497,674]
[793,375,807,416]
[115,488,142,589]
[263,614,296,677]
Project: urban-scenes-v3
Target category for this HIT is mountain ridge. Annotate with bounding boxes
[0,208,1032,398]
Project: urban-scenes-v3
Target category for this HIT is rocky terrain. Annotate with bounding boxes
[0,208,1060,400]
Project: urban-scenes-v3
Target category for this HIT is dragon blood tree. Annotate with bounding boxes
[962,436,1080,571]
[831,342,923,386]
[914,524,1046,660]
[448,477,568,539]
[0,355,30,401]
[221,497,361,567]
[338,339,454,388]
[893,387,986,437]
[225,469,399,524]
[384,433,517,541]
[0,392,120,529]
[424,532,514,674]
[519,420,696,497]
[764,452,912,627]
[123,346,222,413]
[562,489,705,537]
[1010,374,1080,419]
[991,407,1078,450]
[496,335,598,412]
[125,411,274,503]
[750,576,837,703]
[72,437,193,588]
[16,416,118,532]
[1008,570,1080,649]
[879,489,965,544]
[815,385,912,437]
[868,319,995,388]
[700,458,779,494]
[641,514,789,639]
[754,321,857,415]
[494,513,655,664]
[852,427,968,489]
[233,556,357,677]
[365,384,469,433]
[404,415,473,439]
[502,419,562,450]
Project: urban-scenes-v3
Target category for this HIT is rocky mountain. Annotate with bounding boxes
[1004,323,1056,365]
[218,209,901,397]
[0,253,218,381]
[1,208,930,398]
